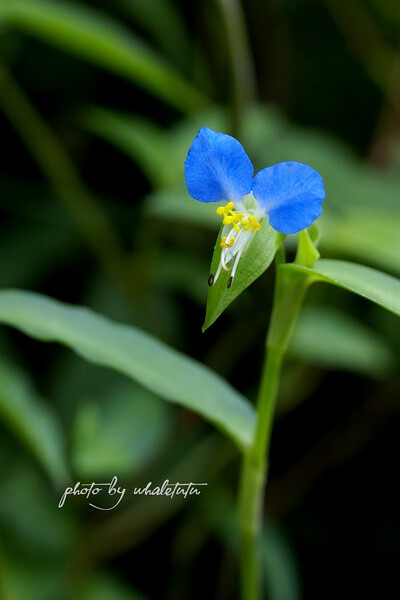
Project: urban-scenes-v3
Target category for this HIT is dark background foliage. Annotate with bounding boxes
[0,0,399,598]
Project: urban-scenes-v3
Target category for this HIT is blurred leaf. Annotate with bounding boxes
[0,542,68,600]
[72,382,172,477]
[285,259,400,317]
[0,0,205,113]
[203,221,278,330]
[80,572,146,600]
[153,251,209,304]
[262,522,302,600]
[82,107,170,187]
[0,461,74,553]
[119,0,191,72]
[321,208,400,275]
[277,363,321,416]
[0,222,82,288]
[86,434,230,558]
[145,187,218,226]
[0,355,69,485]
[82,106,228,192]
[206,493,301,600]
[289,306,395,378]
[369,0,400,25]
[0,453,75,600]
[0,290,255,450]
[0,546,14,600]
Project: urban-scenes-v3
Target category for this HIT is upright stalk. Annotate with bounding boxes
[238,234,315,600]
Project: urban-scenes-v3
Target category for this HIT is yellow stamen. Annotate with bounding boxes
[216,201,235,215]
[217,202,262,236]
[220,236,235,248]
[241,215,261,232]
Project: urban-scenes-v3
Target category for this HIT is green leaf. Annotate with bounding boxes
[145,187,218,226]
[0,0,205,113]
[82,106,226,191]
[0,221,81,288]
[203,220,278,330]
[119,0,191,72]
[294,228,320,268]
[289,307,395,378]
[82,107,170,188]
[262,521,301,600]
[72,382,172,477]
[0,540,69,600]
[80,572,147,600]
[0,355,69,486]
[0,290,255,450]
[0,460,74,554]
[284,258,400,317]
[320,208,400,276]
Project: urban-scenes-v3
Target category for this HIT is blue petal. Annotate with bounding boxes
[184,127,253,203]
[252,161,325,234]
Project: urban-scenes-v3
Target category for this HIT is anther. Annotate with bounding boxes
[208,274,215,286]
[220,237,235,248]
[227,276,233,289]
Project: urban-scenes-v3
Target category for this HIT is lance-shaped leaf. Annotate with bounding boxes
[0,290,255,450]
[0,0,205,113]
[0,356,69,486]
[283,259,400,317]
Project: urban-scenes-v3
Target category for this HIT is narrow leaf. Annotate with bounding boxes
[82,107,169,187]
[120,0,191,72]
[0,290,255,450]
[284,259,400,317]
[0,355,69,485]
[0,0,205,113]
[81,572,147,600]
[262,522,301,600]
[289,306,395,378]
[321,209,400,276]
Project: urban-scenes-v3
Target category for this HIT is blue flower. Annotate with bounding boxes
[184,127,325,287]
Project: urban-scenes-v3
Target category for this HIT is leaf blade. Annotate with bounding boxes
[0,355,69,485]
[0,290,255,450]
[289,306,395,378]
[0,0,205,113]
[284,258,400,317]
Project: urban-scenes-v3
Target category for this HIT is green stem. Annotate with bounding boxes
[238,257,312,600]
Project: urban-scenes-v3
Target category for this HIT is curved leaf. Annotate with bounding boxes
[120,0,191,72]
[284,259,400,317]
[0,355,68,485]
[82,107,169,187]
[321,209,400,276]
[0,0,205,113]
[289,306,395,378]
[0,290,255,450]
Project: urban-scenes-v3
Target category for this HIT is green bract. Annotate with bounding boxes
[204,219,278,330]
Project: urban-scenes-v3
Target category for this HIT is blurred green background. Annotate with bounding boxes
[0,0,400,598]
